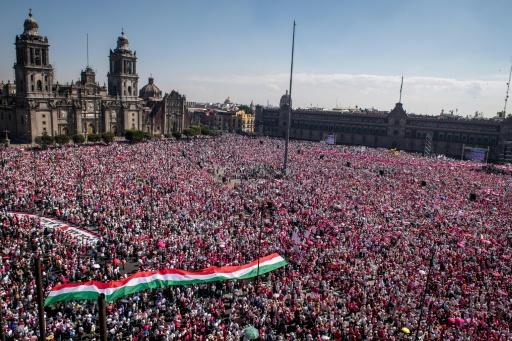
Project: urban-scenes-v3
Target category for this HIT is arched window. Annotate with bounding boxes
[128,86,132,96]
[37,80,42,91]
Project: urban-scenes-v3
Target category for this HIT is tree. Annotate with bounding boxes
[102,132,115,143]
[54,134,70,145]
[172,131,182,139]
[35,133,54,147]
[238,104,252,114]
[87,133,101,142]
[125,129,146,143]
[72,134,85,144]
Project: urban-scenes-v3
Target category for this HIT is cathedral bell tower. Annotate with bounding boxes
[14,9,54,101]
[107,30,138,98]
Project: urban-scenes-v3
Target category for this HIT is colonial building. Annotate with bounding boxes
[0,10,187,143]
[138,77,187,136]
[256,92,512,162]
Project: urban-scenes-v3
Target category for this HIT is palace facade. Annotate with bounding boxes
[255,92,512,163]
[0,11,187,143]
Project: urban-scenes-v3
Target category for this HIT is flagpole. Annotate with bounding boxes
[98,293,107,341]
[34,257,46,340]
[399,75,403,103]
[283,20,296,175]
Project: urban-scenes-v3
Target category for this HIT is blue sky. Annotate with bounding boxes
[1,0,511,116]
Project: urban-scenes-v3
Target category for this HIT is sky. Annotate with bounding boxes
[0,0,511,116]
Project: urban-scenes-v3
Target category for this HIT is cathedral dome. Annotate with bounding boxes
[116,30,129,50]
[23,9,39,36]
[139,77,162,100]
[280,90,291,108]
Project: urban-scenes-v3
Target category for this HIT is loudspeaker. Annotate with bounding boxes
[469,193,477,201]
[379,170,384,176]
[421,181,427,187]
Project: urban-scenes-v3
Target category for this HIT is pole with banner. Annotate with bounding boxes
[98,294,107,341]
[34,257,46,340]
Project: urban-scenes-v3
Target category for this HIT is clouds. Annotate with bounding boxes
[178,72,505,116]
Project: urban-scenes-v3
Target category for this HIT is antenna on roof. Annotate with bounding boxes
[86,33,89,67]
[399,74,404,103]
[503,61,512,117]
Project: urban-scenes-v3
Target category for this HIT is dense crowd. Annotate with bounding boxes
[0,134,511,340]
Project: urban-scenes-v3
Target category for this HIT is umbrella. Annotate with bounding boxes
[243,325,259,340]
[113,258,121,266]
[92,264,100,269]
[401,327,410,334]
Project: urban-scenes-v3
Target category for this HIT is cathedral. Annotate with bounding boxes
[0,10,187,143]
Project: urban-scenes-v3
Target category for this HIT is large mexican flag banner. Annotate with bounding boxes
[45,253,287,306]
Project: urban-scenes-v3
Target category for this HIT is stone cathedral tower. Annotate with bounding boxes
[14,9,55,140]
[107,30,138,98]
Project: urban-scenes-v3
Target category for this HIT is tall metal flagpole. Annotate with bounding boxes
[86,33,89,67]
[399,75,404,103]
[503,61,512,116]
[283,20,296,175]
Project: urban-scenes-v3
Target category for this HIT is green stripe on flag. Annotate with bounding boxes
[44,258,287,306]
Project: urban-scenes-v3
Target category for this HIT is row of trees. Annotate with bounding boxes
[34,132,115,147]
[34,126,221,147]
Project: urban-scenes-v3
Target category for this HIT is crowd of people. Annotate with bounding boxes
[0,134,511,340]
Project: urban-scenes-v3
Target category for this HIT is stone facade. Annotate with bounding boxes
[0,11,187,143]
[256,92,512,162]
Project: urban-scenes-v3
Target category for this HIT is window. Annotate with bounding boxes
[42,121,46,125]
[128,86,132,96]
[31,74,34,81]
[37,80,42,91]
[35,49,41,65]
[42,114,46,118]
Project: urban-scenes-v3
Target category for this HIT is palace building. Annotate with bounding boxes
[0,10,187,143]
[256,92,512,163]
